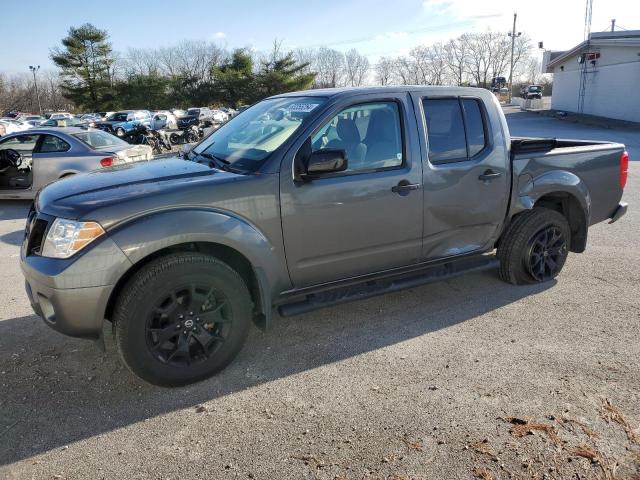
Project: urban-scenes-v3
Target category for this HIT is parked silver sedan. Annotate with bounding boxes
[0,127,152,199]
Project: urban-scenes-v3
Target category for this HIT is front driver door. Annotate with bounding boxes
[280,94,423,288]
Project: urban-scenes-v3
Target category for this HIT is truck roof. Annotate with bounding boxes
[270,85,491,99]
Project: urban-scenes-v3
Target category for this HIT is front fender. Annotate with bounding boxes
[107,208,290,298]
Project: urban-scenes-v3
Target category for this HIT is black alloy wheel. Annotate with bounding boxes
[497,207,571,285]
[146,283,232,366]
[114,253,253,386]
[525,226,567,282]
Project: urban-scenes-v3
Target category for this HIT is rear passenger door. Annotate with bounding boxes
[413,94,509,260]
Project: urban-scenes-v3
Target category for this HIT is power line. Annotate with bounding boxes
[292,18,488,50]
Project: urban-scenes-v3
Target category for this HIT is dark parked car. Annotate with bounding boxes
[21,86,628,386]
[177,107,214,129]
[521,84,544,99]
[94,110,151,134]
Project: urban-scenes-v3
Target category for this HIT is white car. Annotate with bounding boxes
[47,112,74,120]
[211,109,229,123]
[0,119,32,135]
[151,111,178,130]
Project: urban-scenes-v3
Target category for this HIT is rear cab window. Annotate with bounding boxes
[422,97,488,164]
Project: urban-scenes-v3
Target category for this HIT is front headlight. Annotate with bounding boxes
[41,218,105,259]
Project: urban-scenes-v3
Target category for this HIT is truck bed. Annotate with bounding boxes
[511,137,626,226]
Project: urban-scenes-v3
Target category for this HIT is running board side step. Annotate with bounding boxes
[277,255,499,317]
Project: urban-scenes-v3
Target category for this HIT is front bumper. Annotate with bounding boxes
[21,231,133,339]
[24,277,113,338]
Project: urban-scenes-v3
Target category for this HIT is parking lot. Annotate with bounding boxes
[0,109,638,479]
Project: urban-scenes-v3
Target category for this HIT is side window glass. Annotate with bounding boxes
[311,102,403,172]
[462,99,487,157]
[0,135,40,154]
[422,98,467,164]
[38,135,70,153]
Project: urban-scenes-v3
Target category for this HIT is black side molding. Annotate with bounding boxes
[278,255,499,317]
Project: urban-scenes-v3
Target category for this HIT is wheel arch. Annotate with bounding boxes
[104,241,272,330]
[509,170,591,252]
[533,192,587,252]
[103,208,288,330]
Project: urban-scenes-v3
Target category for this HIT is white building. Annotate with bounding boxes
[542,30,640,122]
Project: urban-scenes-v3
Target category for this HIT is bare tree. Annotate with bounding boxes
[124,47,161,76]
[375,57,394,85]
[314,47,345,88]
[0,71,69,113]
[344,48,370,86]
[293,48,318,75]
[154,40,226,80]
[444,36,469,86]
[393,56,418,85]
[523,57,542,84]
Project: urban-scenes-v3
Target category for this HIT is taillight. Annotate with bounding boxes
[620,151,629,189]
[100,157,114,167]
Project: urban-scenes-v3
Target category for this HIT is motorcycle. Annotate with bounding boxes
[120,123,172,154]
[169,123,204,145]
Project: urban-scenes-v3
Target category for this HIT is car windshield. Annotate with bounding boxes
[73,130,129,149]
[192,96,326,171]
[107,112,129,122]
[529,86,542,92]
[187,109,200,116]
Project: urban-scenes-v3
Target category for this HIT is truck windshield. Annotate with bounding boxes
[192,96,326,171]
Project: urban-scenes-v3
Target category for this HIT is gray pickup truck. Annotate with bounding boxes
[20,86,628,386]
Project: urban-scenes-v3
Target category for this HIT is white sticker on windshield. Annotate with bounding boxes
[288,103,320,113]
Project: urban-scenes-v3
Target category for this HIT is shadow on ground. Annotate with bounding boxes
[0,201,31,221]
[0,230,24,246]
[0,269,553,465]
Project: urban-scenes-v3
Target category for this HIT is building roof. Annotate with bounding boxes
[544,30,640,72]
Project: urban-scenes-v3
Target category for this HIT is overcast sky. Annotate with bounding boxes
[3,0,639,73]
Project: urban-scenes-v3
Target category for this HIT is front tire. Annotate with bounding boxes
[498,208,570,285]
[114,253,253,386]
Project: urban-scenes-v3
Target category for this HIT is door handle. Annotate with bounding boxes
[478,170,502,181]
[392,180,420,196]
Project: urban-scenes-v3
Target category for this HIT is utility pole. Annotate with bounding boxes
[507,13,521,104]
[29,65,42,115]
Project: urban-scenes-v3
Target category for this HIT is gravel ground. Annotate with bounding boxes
[0,111,638,479]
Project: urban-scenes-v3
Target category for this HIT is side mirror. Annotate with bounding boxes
[304,149,348,178]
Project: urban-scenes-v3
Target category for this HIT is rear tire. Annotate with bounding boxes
[498,208,570,285]
[114,253,253,386]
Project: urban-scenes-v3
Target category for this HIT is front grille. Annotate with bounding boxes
[27,218,49,255]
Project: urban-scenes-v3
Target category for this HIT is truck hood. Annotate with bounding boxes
[36,157,241,226]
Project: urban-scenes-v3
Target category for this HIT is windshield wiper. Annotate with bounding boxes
[197,152,244,173]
